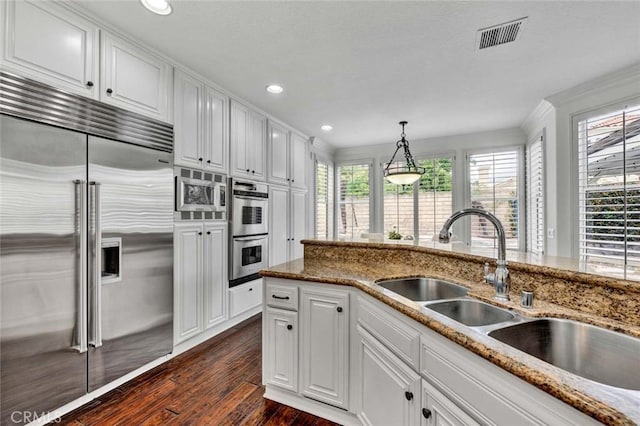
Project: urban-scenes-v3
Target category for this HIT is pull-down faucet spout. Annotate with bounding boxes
[438,208,510,301]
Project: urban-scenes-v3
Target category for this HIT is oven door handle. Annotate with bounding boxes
[234,236,268,242]
[233,195,267,201]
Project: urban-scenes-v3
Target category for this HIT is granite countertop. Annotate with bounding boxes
[260,242,640,426]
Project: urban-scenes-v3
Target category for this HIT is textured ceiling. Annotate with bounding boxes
[74,1,640,148]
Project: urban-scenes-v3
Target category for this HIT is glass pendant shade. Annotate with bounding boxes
[384,121,424,185]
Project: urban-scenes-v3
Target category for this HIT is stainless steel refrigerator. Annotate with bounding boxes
[0,72,174,425]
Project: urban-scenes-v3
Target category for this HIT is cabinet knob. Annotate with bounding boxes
[249,287,253,291]
[287,178,290,181]
[106,88,113,94]
[207,231,211,235]
[404,391,413,401]
[246,169,250,172]
[422,408,432,419]
[207,160,211,164]
[251,170,255,174]
[292,179,295,183]
[198,157,203,162]
[86,81,94,87]
[286,324,293,330]
[336,306,343,313]
[198,232,202,235]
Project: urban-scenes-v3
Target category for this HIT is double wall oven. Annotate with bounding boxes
[229,179,269,287]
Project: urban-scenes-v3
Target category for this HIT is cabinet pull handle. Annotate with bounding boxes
[198,232,202,235]
[106,88,113,94]
[336,306,343,313]
[86,81,94,87]
[405,391,413,401]
[422,408,432,419]
[272,295,290,300]
[287,324,293,330]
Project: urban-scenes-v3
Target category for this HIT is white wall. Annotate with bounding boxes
[334,127,526,240]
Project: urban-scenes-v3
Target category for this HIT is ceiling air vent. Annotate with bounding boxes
[476,17,528,50]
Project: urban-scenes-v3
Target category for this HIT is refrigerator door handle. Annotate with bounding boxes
[89,182,103,348]
[74,180,88,353]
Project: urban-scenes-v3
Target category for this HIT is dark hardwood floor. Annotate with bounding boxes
[59,314,339,426]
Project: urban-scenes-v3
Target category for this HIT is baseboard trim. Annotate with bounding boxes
[264,385,361,426]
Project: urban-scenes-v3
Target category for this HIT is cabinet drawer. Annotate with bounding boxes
[358,295,421,371]
[266,282,298,310]
[229,280,263,318]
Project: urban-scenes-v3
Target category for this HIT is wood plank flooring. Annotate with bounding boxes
[59,314,339,426]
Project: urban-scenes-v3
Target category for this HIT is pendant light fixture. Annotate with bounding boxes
[383,121,425,185]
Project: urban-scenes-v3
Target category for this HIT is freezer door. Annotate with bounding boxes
[87,136,173,391]
[0,115,88,425]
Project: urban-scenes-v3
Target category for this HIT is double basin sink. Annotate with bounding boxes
[376,277,640,391]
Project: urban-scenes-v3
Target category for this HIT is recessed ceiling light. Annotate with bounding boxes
[321,125,333,132]
[266,84,284,94]
[140,0,172,15]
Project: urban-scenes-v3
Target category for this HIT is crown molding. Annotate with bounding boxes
[520,100,554,136]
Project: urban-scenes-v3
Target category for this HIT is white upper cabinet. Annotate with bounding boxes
[100,31,171,122]
[230,100,267,181]
[290,189,307,260]
[267,124,309,191]
[174,70,203,168]
[204,86,228,173]
[268,121,290,186]
[174,69,228,172]
[1,0,99,98]
[290,132,308,190]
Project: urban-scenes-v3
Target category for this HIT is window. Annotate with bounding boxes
[337,163,370,239]
[526,136,545,255]
[578,104,640,266]
[468,150,521,250]
[382,157,453,242]
[315,160,334,239]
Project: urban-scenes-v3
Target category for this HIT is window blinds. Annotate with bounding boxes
[315,160,334,239]
[337,163,370,239]
[526,137,545,255]
[383,162,415,239]
[468,150,520,250]
[578,105,640,266]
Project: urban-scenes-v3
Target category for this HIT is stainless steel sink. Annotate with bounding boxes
[489,318,640,390]
[376,277,468,302]
[425,299,516,327]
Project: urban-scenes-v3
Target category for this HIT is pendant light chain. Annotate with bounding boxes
[384,121,425,185]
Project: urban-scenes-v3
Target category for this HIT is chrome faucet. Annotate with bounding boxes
[438,208,510,301]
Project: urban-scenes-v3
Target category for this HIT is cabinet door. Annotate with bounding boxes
[358,326,421,426]
[2,0,99,98]
[269,186,290,267]
[101,32,171,122]
[174,223,204,344]
[421,380,480,426]
[268,121,290,186]
[173,70,203,168]
[290,133,308,190]
[265,307,298,392]
[290,190,307,260]
[203,87,228,173]
[230,100,250,178]
[300,287,349,409]
[203,224,227,329]
[249,111,267,180]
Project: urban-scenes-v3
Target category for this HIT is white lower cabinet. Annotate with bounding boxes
[300,286,349,409]
[358,325,421,426]
[229,279,263,318]
[174,222,227,344]
[262,280,598,426]
[264,307,298,392]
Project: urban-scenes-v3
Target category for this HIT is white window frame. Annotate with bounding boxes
[313,155,334,240]
[464,146,526,251]
[335,159,374,239]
